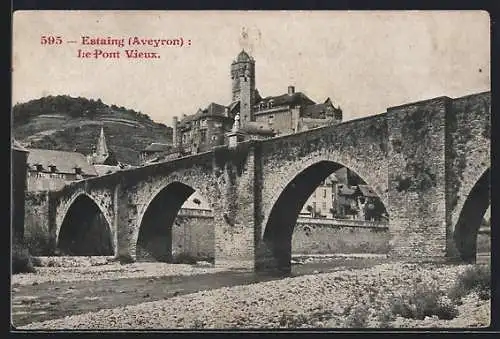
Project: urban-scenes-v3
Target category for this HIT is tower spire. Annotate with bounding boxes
[96,126,108,158]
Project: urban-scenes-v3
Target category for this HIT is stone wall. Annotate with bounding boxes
[292,218,390,255]
[170,213,390,259]
[24,191,51,255]
[172,209,215,261]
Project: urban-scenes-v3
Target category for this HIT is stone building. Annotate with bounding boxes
[26,148,98,192]
[300,173,338,218]
[168,50,343,158]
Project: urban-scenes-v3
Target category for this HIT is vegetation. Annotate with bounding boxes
[13,95,156,125]
[381,264,490,324]
[344,305,370,328]
[278,312,310,328]
[389,285,459,320]
[12,95,172,165]
[448,264,491,302]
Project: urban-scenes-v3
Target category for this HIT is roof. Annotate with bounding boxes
[239,122,275,136]
[302,101,341,119]
[12,139,29,152]
[142,143,172,152]
[26,148,98,176]
[178,102,229,126]
[207,102,227,116]
[229,101,240,113]
[337,184,356,196]
[256,91,316,108]
[324,173,338,185]
[94,164,121,176]
[357,185,378,198]
[235,50,253,62]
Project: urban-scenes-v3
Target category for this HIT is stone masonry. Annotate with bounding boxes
[32,91,489,273]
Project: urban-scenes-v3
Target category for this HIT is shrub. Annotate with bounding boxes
[278,312,309,328]
[12,241,36,274]
[389,285,459,320]
[192,319,204,329]
[344,305,369,328]
[448,264,491,302]
[377,308,395,328]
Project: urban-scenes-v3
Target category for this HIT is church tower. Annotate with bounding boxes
[96,126,109,159]
[88,126,111,165]
[231,50,256,123]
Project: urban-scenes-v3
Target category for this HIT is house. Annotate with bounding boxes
[26,148,98,192]
[300,173,339,218]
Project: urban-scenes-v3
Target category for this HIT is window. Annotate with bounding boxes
[35,164,43,172]
[323,189,327,198]
[211,135,218,141]
[322,202,327,210]
[268,115,274,125]
[49,165,57,173]
[74,167,82,175]
[200,130,207,143]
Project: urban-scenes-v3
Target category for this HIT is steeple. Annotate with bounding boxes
[96,126,109,158]
[88,125,111,165]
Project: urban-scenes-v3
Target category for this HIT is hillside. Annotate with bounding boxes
[12,95,172,165]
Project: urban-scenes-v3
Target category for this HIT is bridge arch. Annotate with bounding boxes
[258,159,388,273]
[452,167,490,263]
[133,180,216,262]
[56,192,114,256]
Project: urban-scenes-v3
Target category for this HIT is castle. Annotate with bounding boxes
[142,50,343,162]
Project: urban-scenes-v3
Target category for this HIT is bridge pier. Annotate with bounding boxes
[114,184,138,262]
[213,147,257,271]
[386,98,449,260]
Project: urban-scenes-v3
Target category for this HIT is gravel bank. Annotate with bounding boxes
[12,258,226,286]
[18,262,490,329]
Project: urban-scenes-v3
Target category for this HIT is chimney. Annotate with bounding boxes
[172,116,178,147]
[288,85,295,95]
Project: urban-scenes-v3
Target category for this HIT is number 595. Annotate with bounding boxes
[41,36,63,45]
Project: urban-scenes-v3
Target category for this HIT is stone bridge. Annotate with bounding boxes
[44,91,490,273]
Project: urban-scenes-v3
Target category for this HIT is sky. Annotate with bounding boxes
[12,10,490,125]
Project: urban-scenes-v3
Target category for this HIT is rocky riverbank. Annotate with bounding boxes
[12,257,224,286]
[18,262,490,330]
